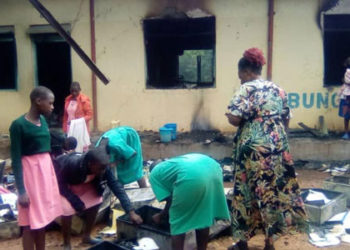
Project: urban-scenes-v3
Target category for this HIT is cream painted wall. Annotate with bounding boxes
[273,0,341,131]
[0,0,344,133]
[94,0,268,132]
[0,0,92,132]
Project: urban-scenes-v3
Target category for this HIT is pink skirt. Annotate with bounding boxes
[61,175,103,216]
[18,153,63,229]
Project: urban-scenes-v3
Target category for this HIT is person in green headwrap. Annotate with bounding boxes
[149,153,230,250]
[96,126,146,187]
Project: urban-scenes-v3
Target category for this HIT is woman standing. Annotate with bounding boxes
[225,48,307,250]
[150,153,230,250]
[338,67,350,139]
[10,86,63,250]
[62,81,93,133]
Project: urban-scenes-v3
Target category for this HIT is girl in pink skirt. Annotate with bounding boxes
[10,86,63,250]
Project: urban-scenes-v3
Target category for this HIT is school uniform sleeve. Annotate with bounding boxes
[9,121,26,195]
[149,171,171,202]
[104,168,133,213]
[281,89,292,120]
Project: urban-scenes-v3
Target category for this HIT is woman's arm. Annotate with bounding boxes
[152,197,171,224]
[10,122,30,207]
[283,117,290,129]
[9,122,25,195]
[105,168,143,224]
[81,95,93,122]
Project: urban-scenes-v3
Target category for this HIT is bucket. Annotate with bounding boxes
[164,123,177,140]
[159,127,172,142]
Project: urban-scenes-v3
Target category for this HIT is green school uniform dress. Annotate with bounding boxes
[149,153,230,235]
[96,126,143,185]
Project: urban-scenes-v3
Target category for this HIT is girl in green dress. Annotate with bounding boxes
[149,153,230,250]
[96,126,146,187]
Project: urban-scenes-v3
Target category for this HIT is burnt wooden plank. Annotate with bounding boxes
[28,0,109,84]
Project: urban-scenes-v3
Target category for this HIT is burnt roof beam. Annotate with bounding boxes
[28,0,109,85]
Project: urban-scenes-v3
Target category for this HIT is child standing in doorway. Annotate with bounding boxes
[10,86,63,250]
[339,63,350,139]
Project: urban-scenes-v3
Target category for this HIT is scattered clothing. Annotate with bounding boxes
[227,79,307,241]
[0,186,11,195]
[304,190,330,205]
[308,212,350,247]
[150,153,230,235]
[342,133,350,140]
[96,126,144,185]
[68,118,90,153]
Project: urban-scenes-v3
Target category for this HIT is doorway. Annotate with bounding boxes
[32,33,72,127]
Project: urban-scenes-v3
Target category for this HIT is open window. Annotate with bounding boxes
[143,16,215,89]
[323,14,350,86]
[0,26,17,90]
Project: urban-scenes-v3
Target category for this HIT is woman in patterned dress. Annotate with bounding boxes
[225,48,307,250]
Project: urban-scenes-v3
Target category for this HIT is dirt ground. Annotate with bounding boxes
[0,169,349,249]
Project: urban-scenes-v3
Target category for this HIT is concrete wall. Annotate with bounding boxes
[0,0,343,133]
[0,0,92,132]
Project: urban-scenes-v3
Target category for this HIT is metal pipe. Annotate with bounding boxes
[267,0,274,81]
[90,0,98,131]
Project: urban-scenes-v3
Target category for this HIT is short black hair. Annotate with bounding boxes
[85,147,110,166]
[30,86,54,103]
[238,57,263,75]
[70,81,81,90]
[64,137,77,151]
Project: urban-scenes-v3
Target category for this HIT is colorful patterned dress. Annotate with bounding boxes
[227,79,307,241]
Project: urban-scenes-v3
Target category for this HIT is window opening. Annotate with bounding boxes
[32,33,72,127]
[0,29,17,90]
[323,14,350,86]
[144,16,215,89]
